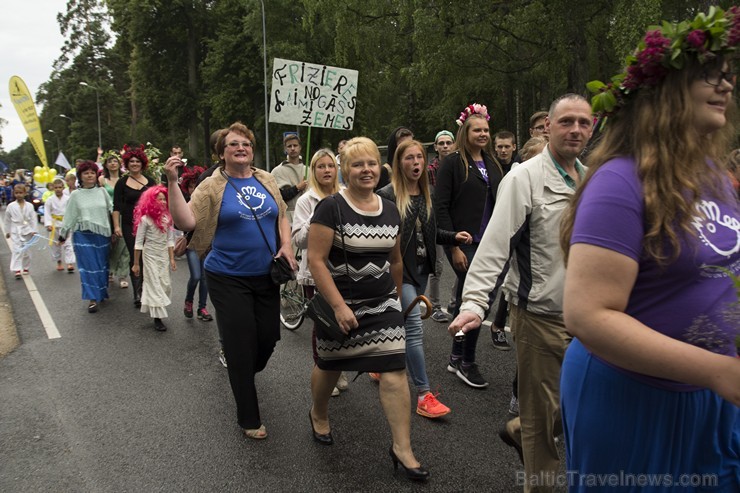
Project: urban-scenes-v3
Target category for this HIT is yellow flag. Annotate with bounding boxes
[9,76,48,168]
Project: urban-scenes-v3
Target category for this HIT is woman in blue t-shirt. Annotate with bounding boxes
[560,9,739,491]
[164,122,296,440]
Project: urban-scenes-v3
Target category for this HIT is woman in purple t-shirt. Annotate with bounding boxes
[559,9,740,492]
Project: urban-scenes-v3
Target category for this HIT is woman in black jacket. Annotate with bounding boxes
[434,104,503,389]
[378,139,471,418]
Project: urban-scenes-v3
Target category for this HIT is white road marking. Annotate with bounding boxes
[0,216,61,339]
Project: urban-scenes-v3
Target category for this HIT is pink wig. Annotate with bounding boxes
[133,185,172,234]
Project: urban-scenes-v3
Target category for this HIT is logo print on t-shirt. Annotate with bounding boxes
[237,185,266,211]
[691,200,740,257]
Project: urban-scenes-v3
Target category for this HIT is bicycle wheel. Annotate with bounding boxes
[280,279,305,330]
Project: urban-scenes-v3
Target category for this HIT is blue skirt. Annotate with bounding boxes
[73,231,110,302]
[561,338,739,492]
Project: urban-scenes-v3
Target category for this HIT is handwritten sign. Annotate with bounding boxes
[269,58,358,130]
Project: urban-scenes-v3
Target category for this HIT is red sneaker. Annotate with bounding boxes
[416,392,451,419]
[197,308,213,321]
[183,301,193,319]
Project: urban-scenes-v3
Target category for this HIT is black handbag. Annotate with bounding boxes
[270,255,295,285]
[222,169,296,285]
[306,197,352,343]
[306,291,347,342]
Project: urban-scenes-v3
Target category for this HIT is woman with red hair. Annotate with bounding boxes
[59,161,113,313]
[113,145,156,308]
[132,185,176,331]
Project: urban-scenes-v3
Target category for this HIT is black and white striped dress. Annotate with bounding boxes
[310,191,405,372]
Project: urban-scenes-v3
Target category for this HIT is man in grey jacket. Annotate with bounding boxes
[449,94,593,493]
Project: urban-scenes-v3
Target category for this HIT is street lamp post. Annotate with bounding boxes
[79,82,102,150]
[46,130,60,165]
[47,129,60,152]
[260,0,270,170]
[58,114,72,152]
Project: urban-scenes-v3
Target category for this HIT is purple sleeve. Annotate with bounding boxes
[570,159,644,262]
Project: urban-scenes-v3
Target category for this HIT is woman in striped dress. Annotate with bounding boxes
[308,137,428,481]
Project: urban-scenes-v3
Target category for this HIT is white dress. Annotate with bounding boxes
[134,216,175,318]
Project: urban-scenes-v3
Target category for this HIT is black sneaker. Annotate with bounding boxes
[154,318,167,331]
[431,309,452,323]
[491,328,512,351]
[446,358,460,374]
[456,363,489,388]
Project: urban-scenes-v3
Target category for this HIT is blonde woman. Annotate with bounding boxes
[307,137,428,481]
[378,139,471,419]
[292,149,348,396]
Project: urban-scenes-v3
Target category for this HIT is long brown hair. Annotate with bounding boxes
[455,114,502,180]
[391,140,432,222]
[561,57,737,265]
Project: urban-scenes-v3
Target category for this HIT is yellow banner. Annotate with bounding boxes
[8,76,48,168]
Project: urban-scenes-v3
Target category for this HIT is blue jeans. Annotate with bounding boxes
[185,248,209,309]
[402,279,430,394]
[186,248,222,346]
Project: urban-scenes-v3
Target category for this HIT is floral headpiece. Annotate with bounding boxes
[456,103,491,127]
[589,6,739,118]
[121,144,149,169]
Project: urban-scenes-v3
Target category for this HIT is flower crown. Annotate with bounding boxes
[456,103,491,127]
[589,6,739,118]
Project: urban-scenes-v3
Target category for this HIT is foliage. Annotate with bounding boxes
[588,4,739,117]
[8,0,738,169]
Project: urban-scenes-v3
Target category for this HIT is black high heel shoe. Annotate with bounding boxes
[309,410,333,445]
[389,446,430,481]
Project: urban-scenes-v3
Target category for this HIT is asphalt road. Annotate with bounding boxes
[0,213,557,492]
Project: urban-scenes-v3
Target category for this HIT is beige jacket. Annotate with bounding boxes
[188,167,287,259]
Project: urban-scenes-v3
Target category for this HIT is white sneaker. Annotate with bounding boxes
[218,349,227,368]
[336,372,349,391]
[331,387,341,397]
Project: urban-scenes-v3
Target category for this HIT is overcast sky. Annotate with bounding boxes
[0,0,65,152]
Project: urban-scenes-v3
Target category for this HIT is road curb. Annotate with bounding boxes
[0,269,20,358]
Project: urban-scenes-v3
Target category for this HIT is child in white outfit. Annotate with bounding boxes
[4,183,38,278]
[44,178,76,272]
[132,185,176,331]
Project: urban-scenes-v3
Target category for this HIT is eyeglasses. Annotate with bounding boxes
[702,70,736,87]
[436,140,453,146]
[227,141,253,149]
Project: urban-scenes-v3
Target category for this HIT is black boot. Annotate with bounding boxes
[131,273,142,308]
